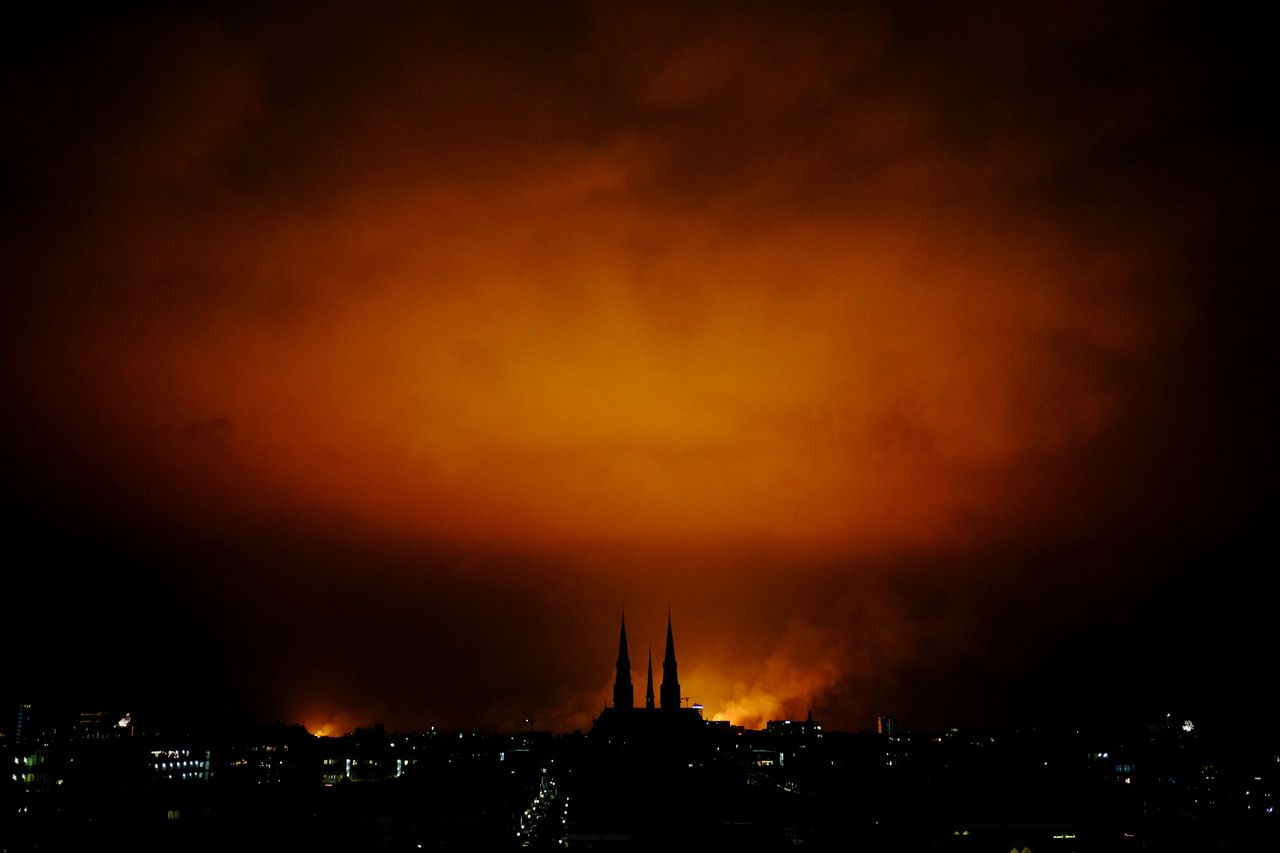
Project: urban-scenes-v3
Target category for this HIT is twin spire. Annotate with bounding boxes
[613,613,634,709]
[613,610,681,710]
[660,612,680,710]
[645,645,655,709]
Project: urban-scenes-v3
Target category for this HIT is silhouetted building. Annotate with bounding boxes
[15,702,31,745]
[660,613,681,710]
[78,710,108,738]
[645,645,655,710]
[877,715,898,736]
[613,613,633,709]
[591,613,703,740]
[766,710,822,738]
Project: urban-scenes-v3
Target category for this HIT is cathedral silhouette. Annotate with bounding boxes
[590,612,704,739]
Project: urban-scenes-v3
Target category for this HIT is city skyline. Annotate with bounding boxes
[10,695,1274,851]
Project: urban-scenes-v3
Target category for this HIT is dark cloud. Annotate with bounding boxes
[3,1,1274,732]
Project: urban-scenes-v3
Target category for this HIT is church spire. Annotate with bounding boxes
[613,611,633,709]
[660,610,681,709]
[645,645,655,709]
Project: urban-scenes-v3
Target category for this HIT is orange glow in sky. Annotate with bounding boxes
[6,1,1266,735]
[39,193,1179,552]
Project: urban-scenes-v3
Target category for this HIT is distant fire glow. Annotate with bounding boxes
[4,0,1273,737]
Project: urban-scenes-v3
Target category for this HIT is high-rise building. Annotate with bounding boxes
[877,715,898,736]
[15,703,31,745]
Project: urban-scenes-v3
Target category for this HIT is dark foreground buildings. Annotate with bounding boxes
[3,630,1278,851]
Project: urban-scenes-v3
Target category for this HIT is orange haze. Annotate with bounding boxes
[4,1,1272,734]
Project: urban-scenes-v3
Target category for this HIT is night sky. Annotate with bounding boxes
[3,1,1275,736]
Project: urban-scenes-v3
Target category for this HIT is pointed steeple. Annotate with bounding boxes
[645,645,655,709]
[660,610,681,709]
[613,611,634,709]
